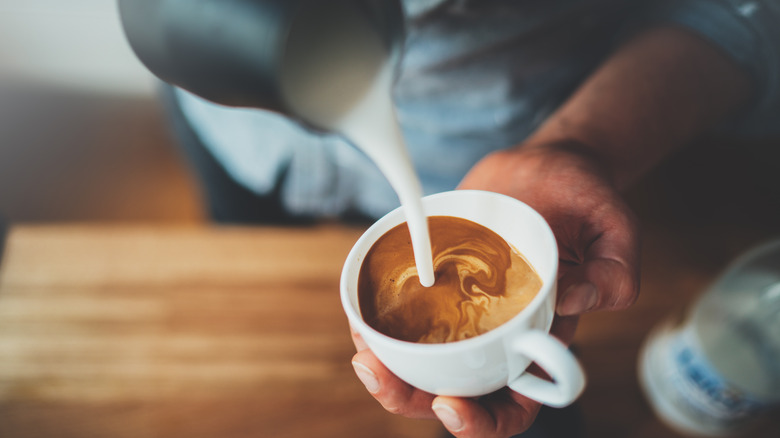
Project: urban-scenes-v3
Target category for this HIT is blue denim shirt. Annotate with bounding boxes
[176,0,780,219]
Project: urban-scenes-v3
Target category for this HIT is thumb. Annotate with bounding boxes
[557,255,639,316]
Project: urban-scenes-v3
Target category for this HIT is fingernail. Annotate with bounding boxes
[557,283,598,315]
[352,361,380,394]
[432,403,464,432]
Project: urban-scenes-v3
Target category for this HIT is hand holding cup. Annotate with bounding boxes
[341,190,586,406]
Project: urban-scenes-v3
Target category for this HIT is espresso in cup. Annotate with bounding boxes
[358,216,542,343]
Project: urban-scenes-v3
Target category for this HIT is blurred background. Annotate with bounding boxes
[1,2,779,438]
[0,0,202,223]
[2,0,779,229]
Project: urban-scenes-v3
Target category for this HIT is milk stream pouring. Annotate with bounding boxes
[118,0,436,286]
[639,239,780,436]
[280,2,435,287]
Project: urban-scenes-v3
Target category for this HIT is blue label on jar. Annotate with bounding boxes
[666,327,767,424]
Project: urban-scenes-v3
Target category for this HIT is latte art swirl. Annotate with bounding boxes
[359,216,542,343]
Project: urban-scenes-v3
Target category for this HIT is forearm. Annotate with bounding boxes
[526,26,753,190]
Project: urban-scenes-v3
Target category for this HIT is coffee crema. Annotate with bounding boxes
[358,216,542,343]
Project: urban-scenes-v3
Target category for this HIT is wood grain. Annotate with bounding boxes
[0,225,443,438]
[1,220,778,437]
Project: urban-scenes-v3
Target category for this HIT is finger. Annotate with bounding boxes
[351,349,438,420]
[558,255,638,315]
[432,390,540,438]
[557,210,640,315]
[350,324,369,352]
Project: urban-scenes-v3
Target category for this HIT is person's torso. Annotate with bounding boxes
[178,0,644,217]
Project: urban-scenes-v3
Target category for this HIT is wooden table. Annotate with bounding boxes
[0,225,443,438]
[0,223,777,438]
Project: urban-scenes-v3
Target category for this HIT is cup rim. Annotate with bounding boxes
[341,189,559,352]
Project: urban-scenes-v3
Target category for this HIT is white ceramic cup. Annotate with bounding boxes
[340,190,586,407]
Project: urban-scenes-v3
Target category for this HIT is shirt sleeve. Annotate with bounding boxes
[645,0,780,114]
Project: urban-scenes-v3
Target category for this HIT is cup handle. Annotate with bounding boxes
[506,330,586,407]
